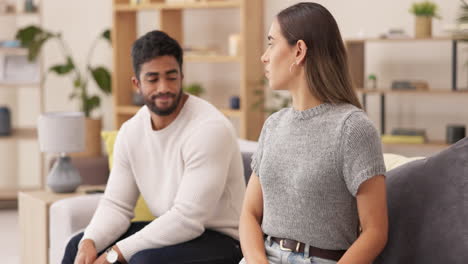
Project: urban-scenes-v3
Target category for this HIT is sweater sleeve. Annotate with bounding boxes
[80,124,139,252]
[340,111,387,197]
[116,121,236,260]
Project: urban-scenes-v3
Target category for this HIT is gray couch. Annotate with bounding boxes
[375,137,468,264]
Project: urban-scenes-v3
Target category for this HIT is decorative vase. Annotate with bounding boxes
[73,118,102,157]
[47,156,81,193]
[0,106,11,136]
[229,96,240,110]
[415,16,432,38]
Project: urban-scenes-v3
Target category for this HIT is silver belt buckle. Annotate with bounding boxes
[279,240,292,252]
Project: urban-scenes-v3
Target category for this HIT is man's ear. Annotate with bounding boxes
[295,40,308,66]
[132,76,141,94]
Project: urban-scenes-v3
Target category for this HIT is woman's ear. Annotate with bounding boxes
[295,40,308,65]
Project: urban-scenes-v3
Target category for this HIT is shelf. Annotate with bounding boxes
[115,0,241,11]
[357,88,468,95]
[220,108,240,117]
[0,11,40,17]
[118,105,242,118]
[117,105,140,115]
[184,55,241,63]
[0,82,40,89]
[0,187,39,200]
[382,140,449,149]
[0,47,28,55]
[346,37,463,44]
[0,128,37,141]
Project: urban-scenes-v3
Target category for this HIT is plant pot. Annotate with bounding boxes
[415,16,432,38]
[73,118,102,157]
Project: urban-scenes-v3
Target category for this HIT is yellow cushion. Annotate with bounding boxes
[101,131,156,222]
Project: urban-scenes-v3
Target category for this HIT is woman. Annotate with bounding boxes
[239,3,388,264]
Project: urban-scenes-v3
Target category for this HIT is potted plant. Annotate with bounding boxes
[409,1,441,38]
[183,83,205,97]
[16,25,112,157]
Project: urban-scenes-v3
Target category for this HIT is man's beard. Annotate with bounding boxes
[144,90,182,116]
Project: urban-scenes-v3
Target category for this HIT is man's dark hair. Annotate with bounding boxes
[131,30,183,79]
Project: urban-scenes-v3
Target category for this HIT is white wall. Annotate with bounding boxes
[42,0,113,129]
[33,0,468,140]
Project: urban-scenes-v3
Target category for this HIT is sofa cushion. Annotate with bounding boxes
[383,153,424,171]
[375,137,468,264]
[102,131,156,222]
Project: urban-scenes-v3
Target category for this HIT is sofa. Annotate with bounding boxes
[48,138,468,264]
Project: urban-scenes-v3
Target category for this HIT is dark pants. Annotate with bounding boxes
[62,222,243,264]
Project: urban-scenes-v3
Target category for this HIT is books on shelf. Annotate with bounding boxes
[382,135,426,144]
[391,80,429,91]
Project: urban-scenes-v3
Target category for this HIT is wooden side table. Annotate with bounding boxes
[18,185,104,264]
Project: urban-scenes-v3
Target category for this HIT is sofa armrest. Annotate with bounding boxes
[49,194,102,264]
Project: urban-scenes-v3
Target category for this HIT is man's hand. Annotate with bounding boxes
[92,245,127,264]
[92,254,108,264]
[74,239,97,264]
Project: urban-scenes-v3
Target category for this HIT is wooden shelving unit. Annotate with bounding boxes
[0,12,40,17]
[0,47,29,55]
[0,4,44,200]
[114,0,241,11]
[0,128,37,141]
[357,88,468,95]
[112,0,264,140]
[383,140,448,148]
[184,54,241,63]
[346,37,467,151]
[0,82,41,89]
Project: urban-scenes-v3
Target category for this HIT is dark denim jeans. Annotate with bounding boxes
[62,221,243,264]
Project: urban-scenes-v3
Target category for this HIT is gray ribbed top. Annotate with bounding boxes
[252,103,386,250]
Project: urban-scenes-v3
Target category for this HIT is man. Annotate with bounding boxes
[63,30,246,264]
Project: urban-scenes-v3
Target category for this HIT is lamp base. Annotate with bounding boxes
[47,156,81,193]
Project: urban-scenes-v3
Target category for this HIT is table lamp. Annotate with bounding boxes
[37,112,85,193]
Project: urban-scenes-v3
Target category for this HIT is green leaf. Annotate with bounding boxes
[73,78,82,88]
[85,95,101,115]
[49,57,74,75]
[102,29,111,43]
[15,25,55,61]
[15,26,43,47]
[89,66,112,94]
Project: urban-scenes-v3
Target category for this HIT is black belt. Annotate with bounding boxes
[270,237,346,261]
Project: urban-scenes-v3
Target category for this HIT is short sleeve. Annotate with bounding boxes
[251,117,271,177]
[340,112,386,196]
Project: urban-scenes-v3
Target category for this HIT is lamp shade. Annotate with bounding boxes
[37,112,85,153]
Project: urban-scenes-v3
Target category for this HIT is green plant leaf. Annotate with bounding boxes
[15,25,55,61]
[84,95,101,117]
[50,57,74,75]
[16,26,42,47]
[102,29,111,43]
[73,78,82,88]
[89,66,112,94]
[183,83,204,96]
[409,1,440,18]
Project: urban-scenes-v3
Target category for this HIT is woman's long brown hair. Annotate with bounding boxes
[277,2,362,109]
